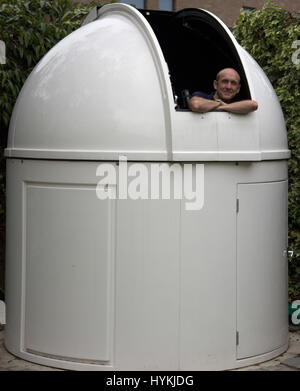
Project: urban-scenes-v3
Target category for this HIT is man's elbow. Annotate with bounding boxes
[188,98,208,113]
[188,99,200,112]
[250,100,258,112]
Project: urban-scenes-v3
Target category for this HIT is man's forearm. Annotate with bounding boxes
[217,100,258,114]
[188,97,221,113]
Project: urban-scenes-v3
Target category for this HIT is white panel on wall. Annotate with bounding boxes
[24,183,115,362]
[237,180,288,359]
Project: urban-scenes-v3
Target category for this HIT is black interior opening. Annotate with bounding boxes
[139,8,251,110]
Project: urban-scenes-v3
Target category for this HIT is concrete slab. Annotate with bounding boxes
[248,365,298,371]
[281,356,300,370]
[0,330,60,371]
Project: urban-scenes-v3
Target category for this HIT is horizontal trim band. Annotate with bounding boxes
[5,148,291,161]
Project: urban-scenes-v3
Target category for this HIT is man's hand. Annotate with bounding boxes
[216,100,258,114]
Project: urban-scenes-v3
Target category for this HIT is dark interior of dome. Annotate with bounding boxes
[139,8,252,110]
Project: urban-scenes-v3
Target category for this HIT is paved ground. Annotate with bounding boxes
[0,324,299,371]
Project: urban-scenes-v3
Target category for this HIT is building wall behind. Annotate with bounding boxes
[173,0,300,27]
[75,0,300,27]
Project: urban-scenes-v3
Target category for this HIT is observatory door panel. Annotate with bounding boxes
[236,181,288,359]
[24,183,115,362]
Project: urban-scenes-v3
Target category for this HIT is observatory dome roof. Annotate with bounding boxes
[5,4,290,161]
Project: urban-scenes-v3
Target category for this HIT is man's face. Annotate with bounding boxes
[213,69,241,102]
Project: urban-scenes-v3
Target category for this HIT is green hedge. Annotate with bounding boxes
[234,0,300,300]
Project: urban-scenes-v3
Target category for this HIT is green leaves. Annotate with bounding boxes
[234,0,300,300]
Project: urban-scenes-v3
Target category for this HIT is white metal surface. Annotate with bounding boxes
[5,4,290,161]
[236,181,288,359]
[6,4,173,161]
[24,184,114,361]
[4,3,290,371]
[5,159,289,370]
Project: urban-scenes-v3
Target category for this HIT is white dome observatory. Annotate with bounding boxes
[5,4,290,370]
